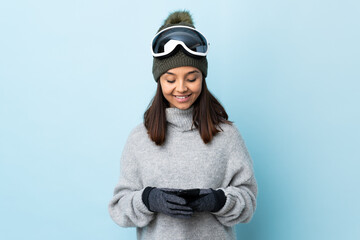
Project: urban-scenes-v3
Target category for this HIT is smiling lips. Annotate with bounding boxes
[174,94,191,102]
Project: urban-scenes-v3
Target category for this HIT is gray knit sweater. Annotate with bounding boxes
[108,106,257,240]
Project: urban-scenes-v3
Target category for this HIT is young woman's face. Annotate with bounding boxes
[160,66,203,110]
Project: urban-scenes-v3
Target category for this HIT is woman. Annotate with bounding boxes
[108,10,257,240]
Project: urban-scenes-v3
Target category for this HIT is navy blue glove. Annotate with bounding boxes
[142,187,194,219]
[187,188,226,212]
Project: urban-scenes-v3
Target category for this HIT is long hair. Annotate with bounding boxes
[144,78,232,145]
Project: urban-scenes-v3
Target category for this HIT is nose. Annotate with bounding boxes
[176,79,188,93]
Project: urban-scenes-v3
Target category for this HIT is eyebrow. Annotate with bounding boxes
[165,70,200,76]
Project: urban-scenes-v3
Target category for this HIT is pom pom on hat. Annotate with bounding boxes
[157,10,195,32]
[165,10,193,25]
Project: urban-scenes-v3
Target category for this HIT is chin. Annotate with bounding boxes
[177,106,190,110]
[171,103,192,110]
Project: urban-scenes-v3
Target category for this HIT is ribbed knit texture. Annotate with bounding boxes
[157,22,195,32]
[108,107,258,240]
[165,106,196,131]
[152,49,208,82]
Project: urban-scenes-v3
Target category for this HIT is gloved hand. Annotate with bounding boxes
[187,188,227,212]
[162,188,200,203]
[142,187,193,219]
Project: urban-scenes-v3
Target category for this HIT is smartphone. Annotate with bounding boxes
[164,188,200,203]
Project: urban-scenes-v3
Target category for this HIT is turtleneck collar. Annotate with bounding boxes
[165,106,196,132]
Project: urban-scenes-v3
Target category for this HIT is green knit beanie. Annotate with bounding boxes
[152,10,208,82]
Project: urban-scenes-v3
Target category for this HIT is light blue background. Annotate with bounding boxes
[1,0,359,239]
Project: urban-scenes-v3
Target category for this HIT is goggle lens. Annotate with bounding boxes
[151,26,208,57]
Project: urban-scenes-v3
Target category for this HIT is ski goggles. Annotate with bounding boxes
[151,25,209,58]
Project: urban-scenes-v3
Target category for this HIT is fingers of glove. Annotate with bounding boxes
[188,199,202,209]
[191,193,212,204]
[166,202,194,212]
[199,188,213,196]
[164,193,187,205]
[188,195,215,212]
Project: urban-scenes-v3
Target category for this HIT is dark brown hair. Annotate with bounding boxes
[144,78,232,145]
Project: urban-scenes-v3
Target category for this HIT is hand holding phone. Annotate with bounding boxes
[162,188,200,203]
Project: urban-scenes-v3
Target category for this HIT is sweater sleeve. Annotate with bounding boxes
[108,128,155,228]
[212,126,258,226]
